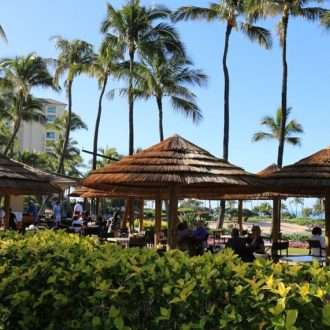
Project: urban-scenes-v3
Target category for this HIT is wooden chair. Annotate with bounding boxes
[308,240,325,257]
[271,241,289,261]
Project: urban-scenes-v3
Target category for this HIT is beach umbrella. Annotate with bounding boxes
[0,154,60,227]
[81,134,268,248]
[263,147,330,256]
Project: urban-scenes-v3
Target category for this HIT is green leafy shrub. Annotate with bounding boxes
[0,231,330,329]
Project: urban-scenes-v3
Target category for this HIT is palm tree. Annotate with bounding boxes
[52,36,95,174]
[173,2,272,229]
[135,52,207,141]
[252,107,304,151]
[88,36,125,170]
[173,1,272,161]
[101,0,183,155]
[0,24,7,43]
[0,53,54,156]
[1,94,45,153]
[246,0,326,167]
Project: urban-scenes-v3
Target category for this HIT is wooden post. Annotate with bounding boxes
[138,198,144,233]
[237,200,243,234]
[155,198,162,248]
[167,185,178,250]
[4,195,10,229]
[121,199,129,230]
[95,197,100,224]
[272,198,281,243]
[325,193,330,258]
[128,197,134,234]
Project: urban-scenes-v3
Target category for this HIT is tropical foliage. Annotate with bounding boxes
[1,231,330,329]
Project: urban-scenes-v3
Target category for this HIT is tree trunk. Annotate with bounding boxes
[4,92,24,156]
[222,22,232,162]
[157,96,164,141]
[93,73,108,170]
[57,80,73,174]
[217,23,233,229]
[129,51,135,156]
[277,14,289,168]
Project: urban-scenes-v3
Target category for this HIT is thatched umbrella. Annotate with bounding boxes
[0,154,60,227]
[263,147,330,256]
[81,135,268,249]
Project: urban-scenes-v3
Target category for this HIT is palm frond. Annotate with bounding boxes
[240,22,272,49]
[252,132,274,142]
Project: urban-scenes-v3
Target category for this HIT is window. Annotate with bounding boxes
[46,132,55,140]
[46,115,56,124]
[47,106,57,114]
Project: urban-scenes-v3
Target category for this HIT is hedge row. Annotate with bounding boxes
[0,231,330,329]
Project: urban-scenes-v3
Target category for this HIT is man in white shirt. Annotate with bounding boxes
[73,202,83,217]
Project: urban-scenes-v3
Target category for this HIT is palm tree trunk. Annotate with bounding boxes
[4,92,24,156]
[277,14,289,168]
[156,96,164,141]
[93,74,108,170]
[129,51,135,156]
[222,23,232,162]
[217,23,233,229]
[57,80,73,174]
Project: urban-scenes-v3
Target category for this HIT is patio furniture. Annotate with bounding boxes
[280,255,327,266]
[308,240,325,257]
[271,241,289,261]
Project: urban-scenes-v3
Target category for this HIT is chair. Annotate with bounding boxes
[271,241,289,261]
[128,236,147,248]
[308,240,325,257]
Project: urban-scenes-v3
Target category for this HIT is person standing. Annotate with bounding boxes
[27,200,38,226]
[53,201,62,225]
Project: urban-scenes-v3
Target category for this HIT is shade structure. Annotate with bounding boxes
[0,154,60,195]
[81,134,267,200]
[263,147,330,256]
[81,135,268,249]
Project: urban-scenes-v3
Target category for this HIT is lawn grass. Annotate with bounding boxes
[288,247,309,255]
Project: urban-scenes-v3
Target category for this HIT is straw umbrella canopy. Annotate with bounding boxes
[263,147,330,256]
[0,154,60,228]
[0,154,60,195]
[81,135,268,248]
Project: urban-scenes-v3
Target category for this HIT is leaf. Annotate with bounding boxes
[298,283,309,298]
[92,317,101,327]
[322,304,330,326]
[160,307,170,318]
[286,310,298,327]
[269,298,285,316]
[277,282,291,298]
[169,297,182,304]
[114,317,124,329]
[109,306,120,318]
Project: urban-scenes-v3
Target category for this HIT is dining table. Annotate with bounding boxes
[280,255,327,266]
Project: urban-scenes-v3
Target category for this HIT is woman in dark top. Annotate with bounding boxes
[246,225,265,254]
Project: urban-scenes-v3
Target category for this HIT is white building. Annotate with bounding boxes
[17,98,66,153]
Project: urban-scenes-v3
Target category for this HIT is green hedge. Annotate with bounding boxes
[0,231,330,329]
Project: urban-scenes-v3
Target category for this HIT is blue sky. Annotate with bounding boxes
[1,0,329,179]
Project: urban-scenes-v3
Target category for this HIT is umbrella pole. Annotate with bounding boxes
[325,193,330,258]
[155,198,162,248]
[138,198,144,233]
[4,195,10,229]
[237,200,243,234]
[128,197,134,234]
[167,185,178,250]
[272,198,281,243]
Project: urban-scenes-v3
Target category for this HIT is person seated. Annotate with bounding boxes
[246,225,265,254]
[81,210,93,223]
[226,228,247,257]
[8,209,17,230]
[189,221,208,256]
[176,221,191,251]
[80,221,89,236]
[311,226,326,256]
[72,213,83,227]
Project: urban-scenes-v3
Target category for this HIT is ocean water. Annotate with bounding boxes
[295,211,325,220]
